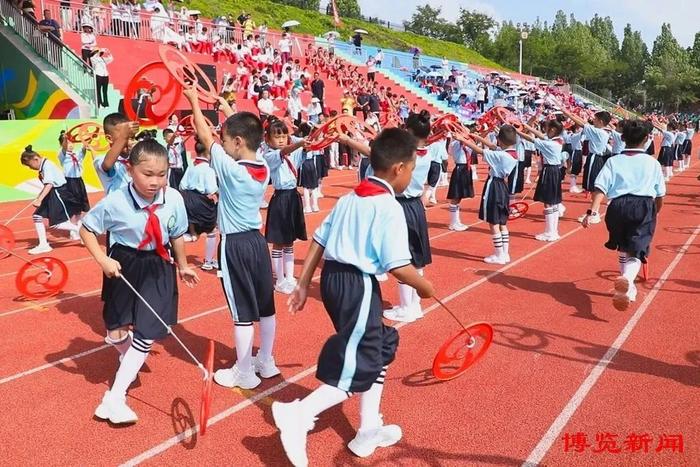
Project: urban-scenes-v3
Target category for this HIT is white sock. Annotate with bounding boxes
[303,188,311,210]
[524,167,532,182]
[543,207,555,234]
[271,249,283,283]
[111,337,152,398]
[618,252,628,275]
[106,332,132,357]
[317,180,323,194]
[411,268,423,308]
[449,204,459,225]
[283,246,295,281]
[234,323,254,373]
[33,217,48,245]
[550,206,559,235]
[625,257,641,283]
[501,230,509,256]
[492,232,503,257]
[426,186,435,201]
[311,188,320,209]
[204,233,217,263]
[397,282,413,308]
[54,221,78,232]
[258,316,276,360]
[359,366,387,431]
[471,165,478,180]
[300,384,350,418]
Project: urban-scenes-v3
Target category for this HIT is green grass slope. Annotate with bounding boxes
[187,0,505,69]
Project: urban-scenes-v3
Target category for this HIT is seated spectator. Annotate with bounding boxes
[196,26,212,54]
[185,25,199,52]
[257,89,277,120]
[307,97,323,124]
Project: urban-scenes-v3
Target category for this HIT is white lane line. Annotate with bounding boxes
[121,224,585,465]
[521,225,700,467]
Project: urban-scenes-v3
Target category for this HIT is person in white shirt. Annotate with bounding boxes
[80,23,97,65]
[185,26,199,52]
[375,49,384,67]
[287,88,304,126]
[90,49,113,108]
[257,90,277,120]
[366,56,377,82]
[279,33,292,64]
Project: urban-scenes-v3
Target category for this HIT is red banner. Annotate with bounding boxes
[331,0,341,26]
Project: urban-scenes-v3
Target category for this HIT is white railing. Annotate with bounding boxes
[1,0,97,114]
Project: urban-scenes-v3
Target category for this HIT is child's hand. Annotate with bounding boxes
[182,85,198,102]
[31,199,41,208]
[417,279,435,299]
[99,257,122,278]
[178,266,200,287]
[287,285,308,314]
[117,121,139,140]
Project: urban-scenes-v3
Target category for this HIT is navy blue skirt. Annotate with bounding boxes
[396,196,432,268]
[604,195,656,262]
[657,146,674,167]
[65,177,90,212]
[479,176,509,225]
[427,161,441,187]
[447,164,474,200]
[298,159,319,189]
[534,164,563,205]
[265,189,307,244]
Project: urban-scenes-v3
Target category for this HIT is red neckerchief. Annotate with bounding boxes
[416,147,428,157]
[193,157,209,166]
[117,157,129,166]
[66,150,80,166]
[281,153,298,179]
[505,149,518,159]
[240,161,268,183]
[136,194,171,262]
[552,137,564,146]
[355,178,391,197]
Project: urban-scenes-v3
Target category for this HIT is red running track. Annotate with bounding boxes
[0,158,698,466]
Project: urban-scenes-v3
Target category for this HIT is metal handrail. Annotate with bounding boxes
[0,0,97,115]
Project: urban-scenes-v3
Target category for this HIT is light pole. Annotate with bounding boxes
[517,23,529,75]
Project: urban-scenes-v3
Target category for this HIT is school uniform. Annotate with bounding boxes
[533,137,565,205]
[58,147,90,212]
[561,130,573,160]
[93,154,131,194]
[313,177,411,392]
[426,140,448,188]
[594,149,666,262]
[675,132,687,160]
[168,140,186,189]
[611,130,626,155]
[522,139,535,168]
[568,130,584,175]
[644,135,655,156]
[298,150,320,189]
[581,125,611,191]
[508,139,526,195]
[34,159,82,226]
[316,148,329,179]
[479,148,518,225]
[446,140,474,200]
[683,128,694,155]
[262,146,307,244]
[657,130,675,167]
[179,157,218,234]
[82,184,187,340]
[210,142,275,323]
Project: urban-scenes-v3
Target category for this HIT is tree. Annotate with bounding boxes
[404,5,448,39]
[690,32,700,68]
[455,9,496,52]
[334,0,361,19]
[589,14,619,56]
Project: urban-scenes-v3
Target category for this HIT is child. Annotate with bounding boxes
[446,137,475,231]
[522,137,535,184]
[459,126,518,263]
[273,128,435,465]
[261,118,308,294]
[366,111,434,323]
[674,126,687,172]
[560,109,612,209]
[683,122,694,168]
[163,128,186,189]
[653,120,676,181]
[179,140,219,269]
[295,123,321,213]
[93,113,139,194]
[567,124,584,193]
[517,119,567,240]
[581,120,665,311]
[80,139,199,424]
[186,91,279,389]
[424,139,449,205]
[20,146,83,254]
[58,131,90,216]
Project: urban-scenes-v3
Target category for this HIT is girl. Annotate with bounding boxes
[81,139,198,424]
[446,136,475,231]
[179,141,219,270]
[262,118,307,294]
[58,131,90,217]
[21,146,82,254]
[295,123,320,214]
[458,127,518,264]
[653,120,676,181]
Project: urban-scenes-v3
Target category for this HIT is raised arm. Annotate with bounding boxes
[216,96,236,118]
[337,134,370,156]
[183,86,215,149]
[102,121,138,172]
[560,107,586,128]
[521,122,545,139]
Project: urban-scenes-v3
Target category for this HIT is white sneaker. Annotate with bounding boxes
[69,230,81,241]
[448,223,468,232]
[525,179,532,185]
[502,254,511,264]
[535,232,560,242]
[383,305,418,323]
[200,260,219,271]
[558,205,566,218]
[483,254,507,264]
[28,243,52,255]
[588,213,601,224]
[317,192,324,198]
[569,186,583,194]
[311,205,320,212]
[429,197,437,205]
[213,364,261,389]
[183,233,198,243]
[254,354,281,378]
[612,276,632,311]
[272,400,315,467]
[348,422,403,458]
[375,273,388,282]
[303,206,312,214]
[275,279,295,295]
[94,390,138,424]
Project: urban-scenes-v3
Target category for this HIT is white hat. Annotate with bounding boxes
[311,97,320,103]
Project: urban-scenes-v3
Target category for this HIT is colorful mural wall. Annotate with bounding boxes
[0,33,80,119]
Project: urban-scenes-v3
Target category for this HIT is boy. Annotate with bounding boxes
[93,113,139,194]
[273,128,434,466]
[582,120,665,311]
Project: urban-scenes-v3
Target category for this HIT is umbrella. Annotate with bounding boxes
[409,47,421,54]
[281,20,300,28]
[354,28,368,34]
[323,31,339,39]
[429,64,441,70]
